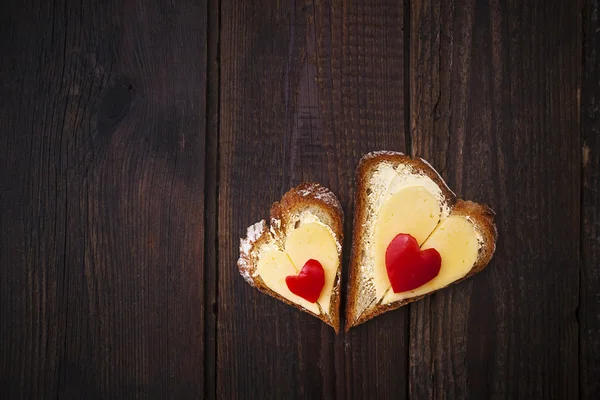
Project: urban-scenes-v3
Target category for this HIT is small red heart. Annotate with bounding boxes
[386,233,442,293]
[285,259,325,303]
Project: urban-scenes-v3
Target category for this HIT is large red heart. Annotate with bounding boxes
[286,259,325,303]
[386,233,442,293]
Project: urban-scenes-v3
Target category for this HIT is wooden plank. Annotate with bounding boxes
[217,0,407,398]
[319,1,410,398]
[409,0,581,398]
[0,0,208,397]
[581,0,600,398]
[204,0,220,398]
[217,2,337,398]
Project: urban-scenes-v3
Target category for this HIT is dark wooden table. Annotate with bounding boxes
[1,0,598,398]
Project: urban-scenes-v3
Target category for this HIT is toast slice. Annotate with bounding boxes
[346,151,497,330]
[238,182,344,332]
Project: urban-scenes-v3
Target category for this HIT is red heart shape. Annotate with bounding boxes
[285,259,325,303]
[386,233,442,293]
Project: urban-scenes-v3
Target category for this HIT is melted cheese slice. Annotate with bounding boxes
[383,215,480,303]
[257,250,320,314]
[373,186,442,298]
[285,222,338,314]
[256,221,338,315]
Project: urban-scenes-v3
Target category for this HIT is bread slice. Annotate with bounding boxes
[345,151,497,331]
[238,182,344,332]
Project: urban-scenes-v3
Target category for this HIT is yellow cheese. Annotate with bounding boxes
[373,186,442,298]
[285,222,338,314]
[255,219,338,315]
[256,250,321,315]
[383,215,480,303]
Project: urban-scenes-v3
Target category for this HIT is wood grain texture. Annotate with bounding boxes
[581,0,600,398]
[0,0,592,398]
[409,0,581,398]
[218,0,408,398]
[204,0,220,398]
[0,0,207,398]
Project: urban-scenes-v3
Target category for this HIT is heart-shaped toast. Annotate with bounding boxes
[238,183,343,332]
[346,151,497,330]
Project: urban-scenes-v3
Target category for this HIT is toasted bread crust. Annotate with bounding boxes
[238,182,344,333]
[346,151,497,331]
